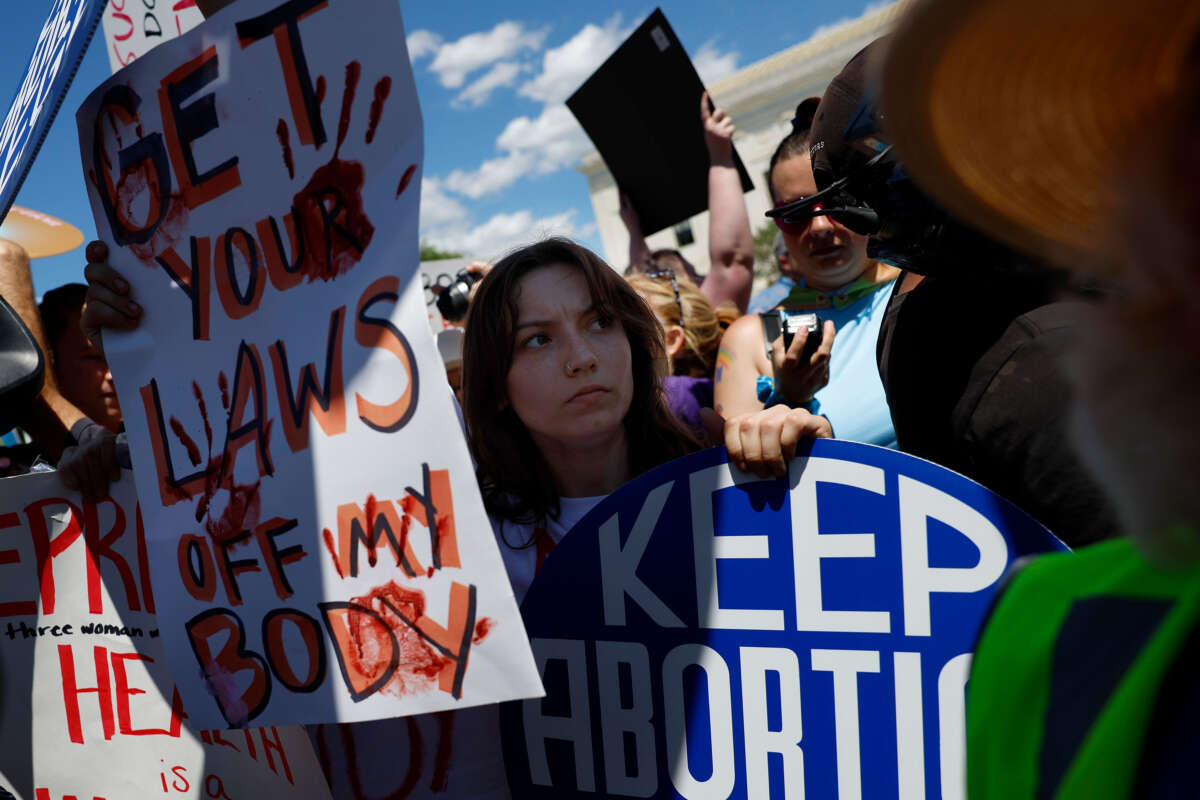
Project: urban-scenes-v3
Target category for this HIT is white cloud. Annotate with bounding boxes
[428,22,547,89]
[443,151,536,199]
[442,12,622,199]
[407,30,443,61]
[420,177,468,228]
[453,61,523,108]
[434,15,638,205]
[422,209,592,260]
[518,13,633,104]
[693,40,740,85]
[496,105,591,173]
[442,105,592,198]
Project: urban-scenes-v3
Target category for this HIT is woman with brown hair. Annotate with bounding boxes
[462,237,826,601]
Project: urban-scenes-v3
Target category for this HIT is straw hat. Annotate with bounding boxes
[0,206,84,259]
[879,0,1200,271]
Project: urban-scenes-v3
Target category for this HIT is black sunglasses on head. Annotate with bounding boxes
[643,268,687,332]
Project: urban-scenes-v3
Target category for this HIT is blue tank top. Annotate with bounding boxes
[758,281,897,448]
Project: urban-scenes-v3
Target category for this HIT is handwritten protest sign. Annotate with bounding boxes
[101,0,205,73]
[0,0,104,220]
[0,471,332,800]
[76,0,541,729]
[502,441,1067,799]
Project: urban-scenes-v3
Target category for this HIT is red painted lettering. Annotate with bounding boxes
[58,644,115,745]
[0,511,35,616]
[26,499,84,615]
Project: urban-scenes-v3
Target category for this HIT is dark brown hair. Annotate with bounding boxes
[462,237,701,528]
[38,283,88,354]
[768,97,821,203]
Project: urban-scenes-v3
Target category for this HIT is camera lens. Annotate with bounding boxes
[436,271,476,322]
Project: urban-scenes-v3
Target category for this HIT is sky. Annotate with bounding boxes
[1,0,881,296]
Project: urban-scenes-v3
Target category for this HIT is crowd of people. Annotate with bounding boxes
[0,0,1196,795]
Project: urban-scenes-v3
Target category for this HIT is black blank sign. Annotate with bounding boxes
[567,8,755,237]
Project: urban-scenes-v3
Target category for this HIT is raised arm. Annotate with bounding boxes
[0,239,85,460]
[0,239,124,498]
[700,92,754,313]
[619,190,652,273]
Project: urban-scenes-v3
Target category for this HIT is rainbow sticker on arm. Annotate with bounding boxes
[715,346,733,382]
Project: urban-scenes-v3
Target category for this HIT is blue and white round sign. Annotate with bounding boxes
[0,0,105,219]
[501,440,1066,799]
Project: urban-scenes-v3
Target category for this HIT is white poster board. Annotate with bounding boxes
[101,0,205,73]
[76,0,541,730]
[0,472,332,800]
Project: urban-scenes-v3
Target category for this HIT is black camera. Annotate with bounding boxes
[435,270,480,323]
[760,310,822,361]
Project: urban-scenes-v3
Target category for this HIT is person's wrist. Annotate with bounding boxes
[778,384,815,405]
[757,375,815,409]
[773,370,815,405]
[706,146,734,166]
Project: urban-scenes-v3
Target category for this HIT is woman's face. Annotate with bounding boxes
[506,264,634,452]
[771,153,870,291]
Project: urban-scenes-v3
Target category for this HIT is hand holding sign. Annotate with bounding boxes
[700,91,734,163]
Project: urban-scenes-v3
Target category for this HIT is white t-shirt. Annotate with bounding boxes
[313,495,605,799]
[490,494,606,604]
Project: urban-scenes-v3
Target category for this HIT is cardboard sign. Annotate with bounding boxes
[502,440,1067,799]
[76,0,541,730]
[101,0,205,74]
[0,0,104,222]
[566,8,754,236]
[0,471,332,800]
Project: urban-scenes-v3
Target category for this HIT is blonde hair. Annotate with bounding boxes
[628,274,739,378]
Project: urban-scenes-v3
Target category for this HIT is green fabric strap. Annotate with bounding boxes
[967,537,1200,800]
[778,273,892,311]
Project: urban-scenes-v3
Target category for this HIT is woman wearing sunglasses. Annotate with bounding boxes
[713,100,898,447]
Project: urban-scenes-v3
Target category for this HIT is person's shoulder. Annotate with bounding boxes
[1010,298,1092,338]
[723,312,763,344]
[0,239,28,262]
[958,300,1084,418]
[664,374,714,409]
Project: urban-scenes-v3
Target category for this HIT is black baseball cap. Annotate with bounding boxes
[810,38,888,190]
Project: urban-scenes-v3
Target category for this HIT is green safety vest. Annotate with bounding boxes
[967,537,1200,799]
